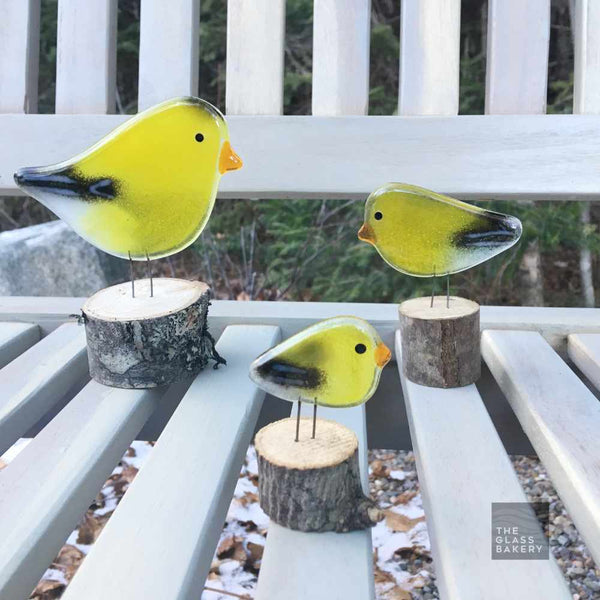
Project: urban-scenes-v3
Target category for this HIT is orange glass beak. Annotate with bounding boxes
[375,342,391,368]
[219,141,243,174]
[358,223,375,244]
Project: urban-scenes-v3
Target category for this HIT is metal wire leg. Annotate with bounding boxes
[128,251,135,298]
[146,251,153,297]
[312,403,317,439]
[430,266,436,308]
[446,273,450,308]
[295,400,301,442]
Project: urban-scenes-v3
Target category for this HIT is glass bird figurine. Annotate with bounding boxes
[358,183,522,277]
[14,97,242,264]
[249,316,391,440]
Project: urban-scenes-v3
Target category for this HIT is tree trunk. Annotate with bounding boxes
[519,238,545,306]
[579,203,596,307]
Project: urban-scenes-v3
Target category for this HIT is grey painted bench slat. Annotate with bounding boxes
[0,321,39,369]
[4,114,600,200]
[396,332,570,600]
[482,330,600,565]
[1,298,599,352]
[0,323,88,455]
[0,381,162,600]
[256,403,374,600]
[62,325,280,600]
[567,333,600,391]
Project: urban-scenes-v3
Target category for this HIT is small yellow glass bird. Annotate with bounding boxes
[250,316,391,439]
[14,97,242,261]
[358,183,522,277]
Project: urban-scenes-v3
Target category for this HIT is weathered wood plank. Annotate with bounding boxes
[0,297,599,354]
[0,323,88,455]
[226,0,285,115]
[482,330,600,564]
[312,0,370,116]
[573,0,600,114]
[138,0,200,110]
[477,306,600,351]
[0,0,40,113]
[62,325,280,600]
[396,331,570,600]
[568,333,600,390]
[0,381,161,600]
[0,322,39,369]
[55,0,117,114]
[399,0,461,115]
[486,0,550,114]
[3,114,600,200]
[256,403,374,600]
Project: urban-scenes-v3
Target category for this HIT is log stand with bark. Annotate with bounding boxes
[399,295,481,388]
[81,278,224,388]
[255,417,382,533]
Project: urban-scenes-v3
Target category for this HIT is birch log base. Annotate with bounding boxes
[81,278,224,389]
[399,296,481,388]
[255,417,382,533]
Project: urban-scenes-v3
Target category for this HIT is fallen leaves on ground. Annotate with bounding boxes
[30,578,65,600]
[385,510,426,533]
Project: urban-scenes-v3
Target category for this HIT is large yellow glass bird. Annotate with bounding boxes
[249,316,391,440]
[14,96,242,261]
[358,183,522,277]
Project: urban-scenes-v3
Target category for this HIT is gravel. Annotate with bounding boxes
[369,449,600,600]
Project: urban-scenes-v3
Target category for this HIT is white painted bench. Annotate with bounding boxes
[0,1,600,599]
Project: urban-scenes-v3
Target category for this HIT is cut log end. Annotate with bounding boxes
[255,417,382,533]
[399,295,481,388]
[82,278,225,389]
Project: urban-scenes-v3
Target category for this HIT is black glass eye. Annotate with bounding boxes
[355,343,367,354]
[374,211,383,221]
[195,133,204,142]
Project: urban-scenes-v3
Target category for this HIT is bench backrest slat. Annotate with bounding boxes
[574,0,600,114]
[0,0,40,114]
[225,0,285,116]
[399,0,461,116]
[138,0,200,111]
[56,0,117,114]
[486,0,550,115]
[312,0,371,116]
[1,1,599,202]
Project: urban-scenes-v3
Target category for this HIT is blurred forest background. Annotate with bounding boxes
[2,0,599,306]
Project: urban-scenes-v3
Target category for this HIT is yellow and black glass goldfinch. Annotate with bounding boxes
[14,97,242,260]
[249,316,391,408]
[358,183,522,276]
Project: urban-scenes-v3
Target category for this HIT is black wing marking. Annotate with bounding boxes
[453,214,521,249]
[88,178,117,199]
[256,359,324,390]
[14,167,119,202]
